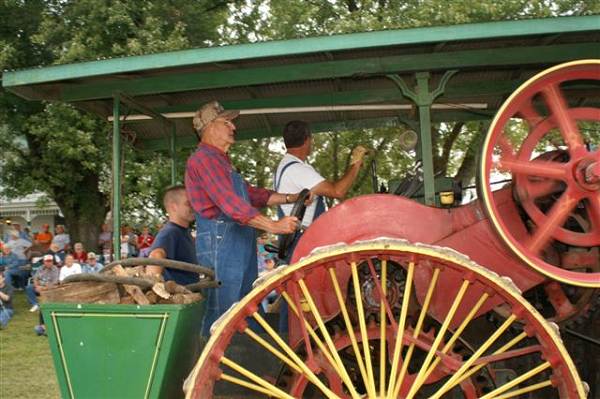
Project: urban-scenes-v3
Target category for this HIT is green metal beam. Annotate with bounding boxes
[3,15,598,89]
[146,79,521,115]
[58,43,598,102]
[139,110,493,152]
[119,92,174,127]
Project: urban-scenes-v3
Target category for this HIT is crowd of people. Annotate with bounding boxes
[0,219,280,334]
[0,222,163,333]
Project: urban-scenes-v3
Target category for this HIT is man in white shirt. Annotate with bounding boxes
[5,231,31,262]
[274,120,367,252]
[51,225,71,252]
[58,254,82,282]
[274,120,367,333]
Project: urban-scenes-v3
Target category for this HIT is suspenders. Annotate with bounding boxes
[274,161,300,218]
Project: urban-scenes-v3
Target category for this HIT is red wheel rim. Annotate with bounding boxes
[479,60,600,288]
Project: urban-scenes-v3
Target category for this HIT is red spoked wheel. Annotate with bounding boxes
[479,60,600,288]
[185,240,586,398]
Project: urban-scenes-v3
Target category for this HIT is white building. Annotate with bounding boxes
[0,193,61,239]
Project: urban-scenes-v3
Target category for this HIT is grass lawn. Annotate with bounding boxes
[0,291,60,399]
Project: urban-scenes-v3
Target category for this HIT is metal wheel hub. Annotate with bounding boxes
[575,158,600,191]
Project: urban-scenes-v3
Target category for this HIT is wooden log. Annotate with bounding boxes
[152,282,171,299]
[120,296,136,305]
[40,282,120,304]
[182,293,203,304]
[164,280,191,294]
[145,290,159,304]
[171,293,203,304]
[112,265,150,305]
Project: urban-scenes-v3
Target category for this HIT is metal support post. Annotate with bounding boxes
[415,73,435,205]
[112,94,122,260]
[387,70,458,205]
[170,124,177,184]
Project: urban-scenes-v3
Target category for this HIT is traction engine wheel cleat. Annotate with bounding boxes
[185,240,586,398]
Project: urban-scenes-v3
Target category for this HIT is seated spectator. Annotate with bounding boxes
[137,226,154,251]
[46,243,65,266]
[82,252,103,273]
[98,223,112,260]
[0,246,20,272]
[51,224,71,252]
[34,224,53,251]
[125,226,139,257]
[0,271,14,329]
[9,223,30,241]
[120,233,130,259]
[72,242,88,264]
[59,254,82,282]
[5,231,31,264]
[26,254,59,312]
[23,226,32,241]
[0,246,29,289]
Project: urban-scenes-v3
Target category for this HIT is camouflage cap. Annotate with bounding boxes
[192,101,239,133]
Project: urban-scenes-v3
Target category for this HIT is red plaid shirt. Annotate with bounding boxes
[185,143,272,224]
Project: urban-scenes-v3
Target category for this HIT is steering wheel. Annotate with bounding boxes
[278,188,310,261]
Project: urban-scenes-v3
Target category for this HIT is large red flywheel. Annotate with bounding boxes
[479,59,600,288]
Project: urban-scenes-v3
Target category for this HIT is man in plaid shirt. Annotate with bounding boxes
[186,101,302,336]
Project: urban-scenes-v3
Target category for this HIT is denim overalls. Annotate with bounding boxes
[196,170,258,337]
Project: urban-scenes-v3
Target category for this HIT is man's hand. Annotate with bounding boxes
[350,145,369,165]
[273,216,299,234]
[290,191,314,206]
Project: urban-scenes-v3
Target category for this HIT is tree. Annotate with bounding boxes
[0,0,232,250]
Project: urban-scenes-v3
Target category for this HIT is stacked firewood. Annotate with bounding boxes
[40,265,202,305]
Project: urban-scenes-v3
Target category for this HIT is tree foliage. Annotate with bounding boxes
[0,0,232,249]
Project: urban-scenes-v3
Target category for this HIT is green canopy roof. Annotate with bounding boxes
[3,15,599,150]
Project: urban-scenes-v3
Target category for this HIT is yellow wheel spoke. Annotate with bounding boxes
[445,331,529,392]
[351,261,378,397]
[379,259,388,397]
[493,380,553,399]
[328,268,373,397]
[391,267,440,398]
[420,292,489,384]
[281,291,337,368]
[386,261,414,398]
[406,279,470,398]
[430,314,518,399]
[251,312,339,399]
[244,328,302,374]
[479,361,551,399]
[220,356,296,399]
[220,373,282,397]
[298,278,362,399]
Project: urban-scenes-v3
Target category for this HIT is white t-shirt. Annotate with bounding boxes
[59,262,82,282]
[275,154,326,227]
[6,238,32,260]
[52,233,71,251]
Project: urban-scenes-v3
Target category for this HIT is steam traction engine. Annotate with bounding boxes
[187,61,599,398]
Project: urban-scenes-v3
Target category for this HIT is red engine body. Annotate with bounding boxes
[287,188,546,348]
